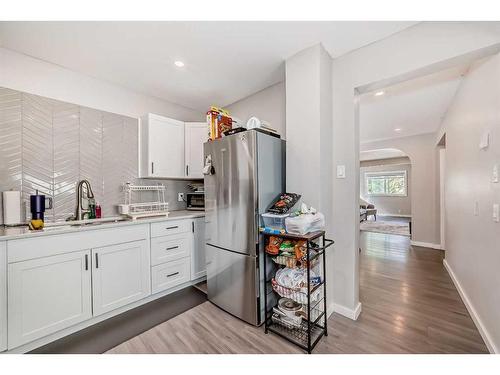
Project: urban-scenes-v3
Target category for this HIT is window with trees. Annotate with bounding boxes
[365,170,407,196]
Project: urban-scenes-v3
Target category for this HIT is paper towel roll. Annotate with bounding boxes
[2,190,22,225]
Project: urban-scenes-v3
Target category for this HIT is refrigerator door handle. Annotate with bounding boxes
[255,266,260,298]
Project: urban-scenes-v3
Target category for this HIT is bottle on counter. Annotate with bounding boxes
[88,198,96,219]
[95,204,102,219]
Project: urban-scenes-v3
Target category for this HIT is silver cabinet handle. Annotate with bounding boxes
[85,254,89,271]
[95,253,99,269]
[167,272,179,278]
[166,246,179,250]
[186,165,189,176]
[166,226,178,230]
[151,162,154,175]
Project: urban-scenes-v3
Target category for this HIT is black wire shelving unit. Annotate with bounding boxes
[262,230,334,354]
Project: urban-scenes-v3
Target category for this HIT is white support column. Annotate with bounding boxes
[285,44,338,316]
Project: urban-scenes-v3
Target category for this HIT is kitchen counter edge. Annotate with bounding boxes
[0,210,205,241]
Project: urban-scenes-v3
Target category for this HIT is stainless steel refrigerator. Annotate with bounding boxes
[204,129,285,325]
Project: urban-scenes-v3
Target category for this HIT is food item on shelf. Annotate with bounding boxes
[273,255,298,268]
[265,236,282,255]
[285,212,325,235]
[274,267,319,290]
[271,277,322,305]
[279,240,294,255]
[206,106,232,140]
[260,226,285,235]
[272,297,303,328]
[294,240,307,260]
[267,193,301,215]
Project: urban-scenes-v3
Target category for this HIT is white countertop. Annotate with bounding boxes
[0,210,205,241]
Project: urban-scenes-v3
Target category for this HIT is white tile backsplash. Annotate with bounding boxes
[0,86,200,224]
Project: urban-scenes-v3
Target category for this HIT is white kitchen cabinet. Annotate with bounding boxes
[152,257,191,294]
[151,233,192,266]
[185,122,207,179]
[0,242,6,352]
[140,113,185,178]
[191,217,206,280]
[92,239,151,316]
[8,250,92,349]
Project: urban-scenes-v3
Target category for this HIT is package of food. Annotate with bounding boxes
[267,193,301,215]
[206,106,232,140]
[265,236,282,255]
[285,213,325,235]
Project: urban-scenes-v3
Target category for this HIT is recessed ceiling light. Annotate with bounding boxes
[394,128,402,132]
[374,91,385,97]
[174,61,185,68]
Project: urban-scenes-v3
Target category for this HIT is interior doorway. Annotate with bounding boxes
[359,148,412,237]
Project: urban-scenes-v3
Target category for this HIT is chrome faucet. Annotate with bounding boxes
[74,179,95,221]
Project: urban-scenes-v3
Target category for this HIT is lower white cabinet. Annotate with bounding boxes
[2,217,203,352]
[0,242,7,352]
[92,240,151,316]
[8,250,92,349]
[152,257,191,294]
[151,233,192,266]
[191,217,206,280]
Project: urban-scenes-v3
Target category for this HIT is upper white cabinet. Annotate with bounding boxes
[140,114,185,178]
[0,242,6,352]
[92,240,151,316]
[185,122,207,179]
[8,250,92,349]
[140,114,206,179]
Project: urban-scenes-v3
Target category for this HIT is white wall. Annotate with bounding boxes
[360,159,412,216]
[329,22,500,318]
[441,53,500,353]
[361,134,439,244]
[226,82,286,138]
[0,47,203,121]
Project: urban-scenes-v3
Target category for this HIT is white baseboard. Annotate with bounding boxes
[410,240,442,250]
[443,259,497,354]
[329,302,362,320]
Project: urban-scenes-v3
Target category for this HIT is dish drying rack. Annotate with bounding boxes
[121,182,169,220]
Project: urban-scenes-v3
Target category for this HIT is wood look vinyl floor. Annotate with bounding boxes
[107,232,488,354]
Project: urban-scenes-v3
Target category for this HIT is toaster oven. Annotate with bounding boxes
[186,192,205,211]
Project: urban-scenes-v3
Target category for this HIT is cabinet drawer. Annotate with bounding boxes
[151,258,191,294]
[151,219,192,238]
[151,233,192,266]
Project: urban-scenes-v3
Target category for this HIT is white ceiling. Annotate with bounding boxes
[0,21,416,111]
[359,64,469,143]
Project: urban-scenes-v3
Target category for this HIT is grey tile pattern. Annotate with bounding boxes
[0,86,139,223]
[80,107,104,207]
[0,88,23,224]
[53,102,80,221]
[22,93,55,221]
[102,113,130,217]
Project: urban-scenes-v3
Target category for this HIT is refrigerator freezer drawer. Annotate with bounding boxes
[206,244,259,325]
